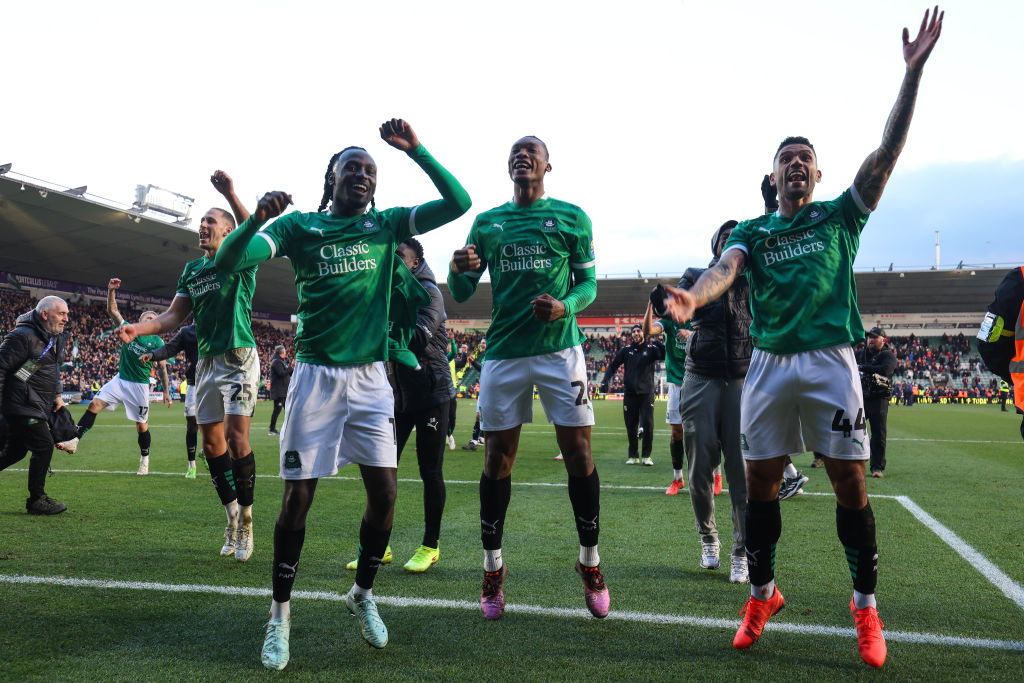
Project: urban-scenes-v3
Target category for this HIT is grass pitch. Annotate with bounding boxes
[0,398,1022,681]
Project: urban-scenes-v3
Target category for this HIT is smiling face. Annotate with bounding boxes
[630,327,644,345]
[508,136,551,185]
[330,149,377,217]
[771,143,821,203]
[198,209,234,256]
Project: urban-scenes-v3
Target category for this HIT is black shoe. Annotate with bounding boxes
[268,429,280,436]
[26,495,68,515]
[810,457,825,468]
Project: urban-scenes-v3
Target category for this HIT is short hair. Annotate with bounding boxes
[631,324,643,332]
[35,295,67,313]
[274,345,286,356]
[775,136,815,160]
[523,136,549,159]
[141,310,158,320]
[400,237,424,261]
[211,207,236,229]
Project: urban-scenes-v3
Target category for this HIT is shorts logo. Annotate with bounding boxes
[852,437,865,448]
[540,217,557,231]
[740,433,749,451]
[284,450,302,470]
[360,219,380,233]
[426,417,439,431]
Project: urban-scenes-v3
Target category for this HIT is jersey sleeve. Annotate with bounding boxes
[258,212,303,259]
[175,264,190,298]
[839,186,872,235]
[394,144,472,241]
[447,221,486,303]
[723,220,754,255]
[215,212,281,271]
[562,209,597,316]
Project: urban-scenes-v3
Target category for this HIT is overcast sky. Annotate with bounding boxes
[6,0,1023,281]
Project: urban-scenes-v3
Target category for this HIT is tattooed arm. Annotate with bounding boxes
[663,249,746,324]
[853,6,944,211]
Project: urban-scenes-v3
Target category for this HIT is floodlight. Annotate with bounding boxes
[134,184,194,220]
[0,163,11,174]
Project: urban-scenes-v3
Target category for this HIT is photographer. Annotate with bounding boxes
[0,295,70,514]
[857,328,897,478]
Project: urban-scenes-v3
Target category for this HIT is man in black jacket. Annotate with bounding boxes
[655,221,752,581]
[142,324,200,477]
[268,345,291,436]
[857,328,897,477]
[600,325,665,465]
[0,295,70,514]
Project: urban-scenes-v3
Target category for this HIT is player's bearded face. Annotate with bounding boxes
[331,150,377,216]
[507,137,550,184]
[772,144,820,201]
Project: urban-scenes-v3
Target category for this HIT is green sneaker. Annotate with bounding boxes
[345,545,392,571]
[403,545,439,573]
[261,615,290,670]
[185,465,197,479]
[346,590,388,648]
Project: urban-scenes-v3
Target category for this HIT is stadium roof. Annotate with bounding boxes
[0,174,298,315]
[0,172,1010,320]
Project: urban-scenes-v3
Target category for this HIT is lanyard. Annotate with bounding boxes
[38,337,54,360]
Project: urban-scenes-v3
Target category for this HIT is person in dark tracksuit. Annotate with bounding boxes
[0,296,70,514]
[601,325,665,466]
[857,327,897,478]
[268,345,291,436]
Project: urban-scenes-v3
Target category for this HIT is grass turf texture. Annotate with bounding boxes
[0,399,1021,681]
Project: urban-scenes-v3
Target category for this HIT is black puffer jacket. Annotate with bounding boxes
[0,310,67,419]
[395,260,456,413]
[679,222,752,378]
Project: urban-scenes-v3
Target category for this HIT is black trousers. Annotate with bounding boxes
[447,396,458,437]
[0,415,54,500]
[395,402,449,548]
[269,398,286,431]
[864,397,888,472]
[623,392,655,459]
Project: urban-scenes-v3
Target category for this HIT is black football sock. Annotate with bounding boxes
[272,522,305,603]
[185,429,197,464]
[232,452,256,507]
[472,418,482,441]
[479,473,512,550]
[137,430,151,457]
[76,410,97,437]
[355,519,392,590]
[837,502,878,596]
[745,499,782,589]
[207,452,237,506]
[670,438,685,471]
[568,469,601,548]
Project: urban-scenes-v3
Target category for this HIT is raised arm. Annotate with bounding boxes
[380,119,472,235]
[664,249,746,323]
[214,191,293,272]
[117,296,192,344]
[210,170,251,224]
[643,302,664,338]
[853,6,944,211]
[107,278,124,326]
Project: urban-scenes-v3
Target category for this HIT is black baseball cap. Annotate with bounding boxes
[866,327,885,338]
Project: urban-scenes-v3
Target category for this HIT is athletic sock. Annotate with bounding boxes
[185,430,197,464]
[484,548,503,572]
[579,544,600,568]
[673,469,684,481]
[207,452,238,506]
[233,452,256,507]
[270,599,289,620]
[138,430,151,457]
[272,522,305,603]
[670,438,684,471]
[225,500,239,525]
[567,469,600,548]
[354,518,392,591]
[745,499,782,593]
[76,410,97,437]
[479,473,512,551]
[837,502,878,597]
[784,462,798,478]
[472,417,481,441]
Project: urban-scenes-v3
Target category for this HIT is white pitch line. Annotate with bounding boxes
[1,573,1021,653]
[895,496,1024,612]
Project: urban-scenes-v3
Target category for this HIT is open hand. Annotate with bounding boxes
[663,285,697,324]
[903,6,943,71]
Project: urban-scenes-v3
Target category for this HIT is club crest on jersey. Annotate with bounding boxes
[360,218,380,233]
[284,450,301,469]
[540,217,558,231]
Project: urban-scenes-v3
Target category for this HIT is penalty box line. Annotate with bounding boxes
[1,573,1021,653]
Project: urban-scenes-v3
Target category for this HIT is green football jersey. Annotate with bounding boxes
[259,207,414,366]
[118,322,163,384]
[659,318,689,385]
[388,259,432,369]
[724,187,870,355]
[175,255,257,358]
[448,197,595,360]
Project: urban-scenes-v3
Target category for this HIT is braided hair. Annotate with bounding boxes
[317,146,375,213]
